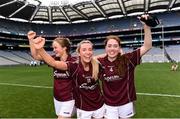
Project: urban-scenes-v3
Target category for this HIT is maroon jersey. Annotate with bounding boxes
[98,49,141,106]
[53,55,77,101]
[67,61,104,111]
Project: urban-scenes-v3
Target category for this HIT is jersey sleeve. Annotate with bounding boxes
[125,48,141,66]
[67,61,78,77]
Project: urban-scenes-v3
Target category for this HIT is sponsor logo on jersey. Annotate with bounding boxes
[79,83,98,90]
[104,75,122,82]
[54,70,69,79]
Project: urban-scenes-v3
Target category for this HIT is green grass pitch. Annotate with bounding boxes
[0,63,180,118]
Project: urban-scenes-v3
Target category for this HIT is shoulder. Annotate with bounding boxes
[68,55,78,62]
[123,48,140,58]
[97,57,107,64]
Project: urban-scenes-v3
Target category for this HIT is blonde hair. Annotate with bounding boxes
[76,40,99,80]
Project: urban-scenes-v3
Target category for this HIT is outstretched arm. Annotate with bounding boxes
[33,37,68,70]
[139,15,152,56]
[27,31,42,60]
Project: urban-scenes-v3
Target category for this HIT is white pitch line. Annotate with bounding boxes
[0,82,52,89]
[1,82,180,98]
[137,92,180,98]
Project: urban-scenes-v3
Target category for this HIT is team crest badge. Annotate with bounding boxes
[108,66,114,72]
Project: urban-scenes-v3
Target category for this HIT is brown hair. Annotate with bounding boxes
[53,37,71,54]
[104,35,121,47]
[76,40,99,80]
[105,35,128,77]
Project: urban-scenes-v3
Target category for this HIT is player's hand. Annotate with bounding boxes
[138,14,159,27]
[138,14,149,25]
[120,48,124,55]
[33,37,45,50]
[27,31,36,41]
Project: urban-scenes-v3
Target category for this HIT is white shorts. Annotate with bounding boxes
[54,98,75,117]
[76,104,105,119]
[104,102,135,119]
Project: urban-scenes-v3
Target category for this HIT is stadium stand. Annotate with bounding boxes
[0,0,180,65]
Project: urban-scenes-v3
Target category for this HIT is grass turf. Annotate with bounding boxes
[0,63,180,118]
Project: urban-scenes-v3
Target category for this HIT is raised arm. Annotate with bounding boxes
[139,15,152,56]
[27,31,42,60]
[33,37,68,70]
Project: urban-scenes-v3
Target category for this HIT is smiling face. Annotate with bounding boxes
[52,41,66,57]
[76,40,93,65]
[105,36,122,61]
[79,42,93,64]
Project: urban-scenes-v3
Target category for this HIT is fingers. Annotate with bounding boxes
[32,37,45,50]
[27,31,36,40]
[138,14,149,20]
[32,37,44,44]
[141,14,149,20]
[137,16,141,19]
[120,48,124,55]
[138,14,150,26]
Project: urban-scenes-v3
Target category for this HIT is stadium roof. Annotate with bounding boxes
[0,0,180,24]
